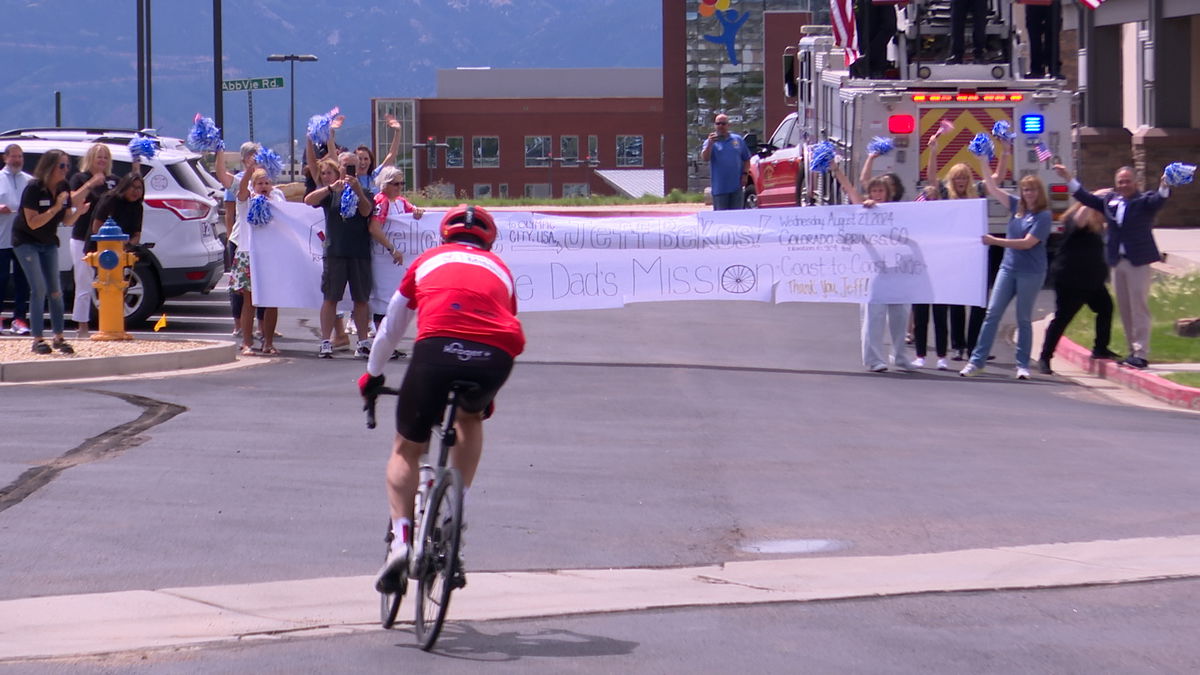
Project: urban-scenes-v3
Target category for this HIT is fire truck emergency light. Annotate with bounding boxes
[1021,114,1045,134]
[887,115,916,134]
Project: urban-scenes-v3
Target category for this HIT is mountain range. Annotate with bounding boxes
[3,0,662,151]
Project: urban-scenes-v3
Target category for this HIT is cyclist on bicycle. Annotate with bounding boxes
[359,204,524,594]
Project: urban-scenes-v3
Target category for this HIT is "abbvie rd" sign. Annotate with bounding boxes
[222,77,285,92]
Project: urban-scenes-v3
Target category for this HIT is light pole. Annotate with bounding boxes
[267,53,318,180]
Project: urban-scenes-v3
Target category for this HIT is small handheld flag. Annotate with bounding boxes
[153,314,168,332]
[1035,143,1053,163]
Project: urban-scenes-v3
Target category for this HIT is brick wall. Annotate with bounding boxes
[1134,128,1200,228]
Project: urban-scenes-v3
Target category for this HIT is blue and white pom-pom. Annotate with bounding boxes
[128,136,157,160]
[967,132,995,159]
[246,195,273,227]
[809,140,835,174]
[867,136,894,156]
[991,120,1015,141]
[339,185,358,219]
[186,113,224,152]
[1164,162,1196,186]
[306,106,340,145]
[254,147,283,181]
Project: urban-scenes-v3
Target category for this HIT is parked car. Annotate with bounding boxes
[744,112,804,209]
[0,128,225,325]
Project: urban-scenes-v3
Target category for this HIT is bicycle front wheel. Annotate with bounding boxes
[413,466,464,651]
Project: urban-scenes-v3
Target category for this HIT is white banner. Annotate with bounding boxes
[247,199,989,311]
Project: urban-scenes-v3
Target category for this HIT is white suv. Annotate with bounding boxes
[0,128,226,325]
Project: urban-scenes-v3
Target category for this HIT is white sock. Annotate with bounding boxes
[392,518,411,553]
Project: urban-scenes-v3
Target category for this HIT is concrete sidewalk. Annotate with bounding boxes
[2,535,1198,662]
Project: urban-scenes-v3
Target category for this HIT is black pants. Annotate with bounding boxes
[950,0,989,59]
[852,0,897,78]
[1025,1,1061,77]
[913,304,952,357]
[1040,284,1113,360]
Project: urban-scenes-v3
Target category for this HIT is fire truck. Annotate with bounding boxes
[746,1,1075,233]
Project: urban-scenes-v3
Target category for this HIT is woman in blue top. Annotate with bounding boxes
[959,149,1053,380]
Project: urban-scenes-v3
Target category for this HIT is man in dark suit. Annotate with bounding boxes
[1053,164,1171,369]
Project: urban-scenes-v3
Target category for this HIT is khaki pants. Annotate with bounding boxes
[1112,258,1153,360]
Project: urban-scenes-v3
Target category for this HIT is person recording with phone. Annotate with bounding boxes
[700,113,751,211]
[304,150,375,359]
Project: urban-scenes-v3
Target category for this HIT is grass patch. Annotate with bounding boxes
[1160,372,1200,389]
[1063,272,1200,364]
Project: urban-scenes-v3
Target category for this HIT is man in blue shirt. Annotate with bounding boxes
[700,114,751,211]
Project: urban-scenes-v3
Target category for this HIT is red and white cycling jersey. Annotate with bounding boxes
[371,193,417,224]
[399,242,525,357]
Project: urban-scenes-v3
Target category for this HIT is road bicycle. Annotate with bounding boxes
[366,381,473,651]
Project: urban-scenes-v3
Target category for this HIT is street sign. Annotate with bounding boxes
[221,77,285,92]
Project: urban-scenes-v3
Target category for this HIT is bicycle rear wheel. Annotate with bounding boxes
[379,521,405,629]
[413,466,464,651]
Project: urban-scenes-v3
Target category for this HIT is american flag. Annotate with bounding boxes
[831,0,860,65]
[1035,142,1053,163]
[1078,0,1106,9]
[914,191,927,202]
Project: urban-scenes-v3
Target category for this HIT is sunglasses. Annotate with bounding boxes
[387,180,404,187]
[58,163,69,169]
[715,122,728,126]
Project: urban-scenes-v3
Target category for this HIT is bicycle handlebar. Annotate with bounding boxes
[364,386,400,429]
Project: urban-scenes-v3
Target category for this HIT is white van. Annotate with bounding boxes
[0,128,225,324]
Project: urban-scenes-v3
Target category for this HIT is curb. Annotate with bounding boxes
[0,341,237,384]
[1055,336,1200,411]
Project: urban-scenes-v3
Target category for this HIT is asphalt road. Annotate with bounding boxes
[1,294,1197,671]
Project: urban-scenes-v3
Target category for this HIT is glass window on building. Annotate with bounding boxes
[473,136,499,168]
[588,135,599,164]
[446,137,464,168]
[473,183,493,199]
[685,1,826,190]
[563,183,589,197]
[524,183,551,198]
[499,183,509,198]
[560,136,579,166]
[616,135,644,167]
[525,136,551,168]
[373,98,417,188]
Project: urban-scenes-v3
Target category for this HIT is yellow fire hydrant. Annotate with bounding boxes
[84,218,138,341]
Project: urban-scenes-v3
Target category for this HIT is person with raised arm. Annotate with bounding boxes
[832,157,915,373]
[959,139,1052,379]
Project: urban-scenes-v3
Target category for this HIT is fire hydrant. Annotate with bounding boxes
[84,218,138,341]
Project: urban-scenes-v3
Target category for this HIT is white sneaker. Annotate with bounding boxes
[1015,367,1031,380]
[959,363,983,377]
[911,357,926,368]
[868,363,887,372]
[355,339,371,359]
[936,357,950,371]
[317,340,333,358]
[375,545,409,594]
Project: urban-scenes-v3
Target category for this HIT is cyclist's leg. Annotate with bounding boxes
[386,434,428,523]
[450,410,485,488]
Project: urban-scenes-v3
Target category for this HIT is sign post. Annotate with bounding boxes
[223,77,285,144]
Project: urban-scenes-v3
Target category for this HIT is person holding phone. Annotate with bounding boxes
[304,150,375,359]
[700,113,751,211]
[12,149,90,355]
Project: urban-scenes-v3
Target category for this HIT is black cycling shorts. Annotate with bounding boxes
[395,337,514,443]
